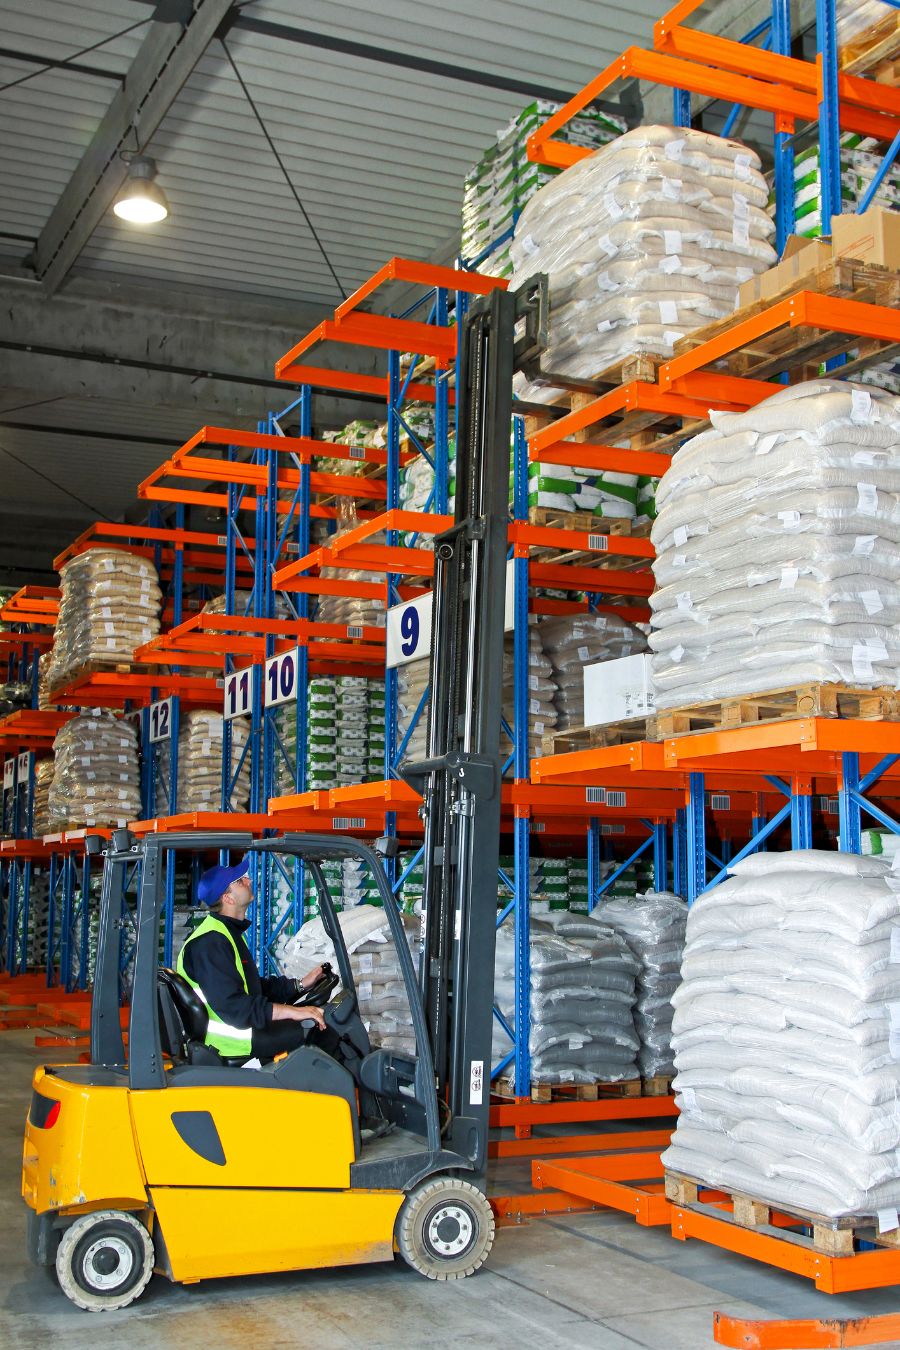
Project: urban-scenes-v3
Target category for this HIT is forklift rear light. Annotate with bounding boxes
[29,1092,61,1129]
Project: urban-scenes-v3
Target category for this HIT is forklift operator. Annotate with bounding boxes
[176,859,339,1063]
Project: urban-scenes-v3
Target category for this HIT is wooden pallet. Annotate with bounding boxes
[841,9,900,76]
[542,717,656,756]
[665,1171,900,1257]
[654,683,900,740]
[672,259,900,383]
[49,658,153,701]
[641,1075,674,1098]
[494,1076,642,1104]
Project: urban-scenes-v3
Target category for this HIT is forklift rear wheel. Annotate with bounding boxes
[55,1210,154,1311]
[396,1177,495,1280]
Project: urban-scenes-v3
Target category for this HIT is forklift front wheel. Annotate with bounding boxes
[55,1210,155,1312]
[396,1177,495,1281]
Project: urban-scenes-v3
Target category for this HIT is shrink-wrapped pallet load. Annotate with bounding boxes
[47,549,160,689]
[32,758,53,837]
[663,851,900,1219]
[502,626,558,764]
[154,711,251,814]
[509,125,776,401]
[539,612,647,731]
[48,710,141,830]
[494,914,640,1087]
[649,380,900,708]
[600,891,688,1078]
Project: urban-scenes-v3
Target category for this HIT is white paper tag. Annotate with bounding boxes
[734,153,753,182]
[779,567,799,590]
[891,928,900,962]
[853,450,877,467]
[859,589,884,616]
[755,433,780,456]
[673,525,689,547]
[851,388,873,423]
[596,318,615,333]
[732,193,750,221]
[857,482,878,516]
[520,232,539,256]
[733,218,750,247]
[672,554,687,568]
[665,139,685,162]
[888,1001,900,1029]
[671,644,685,663]
[598,234,617,258]
[605,194,624,220]
[596,270,616,292]
[659,254,681,274]
[659,299,679,325]
[661,176,682,202]
[577,645,590,661]
[852,644,873,681]
[866,637,889,663]
[879,1208,900,1234]
[568,1036,585,1050]
[853,535,877,556]
[778,510,801,530]
[663,229,682,255]
[680,1086,698,1111]
[676,591,693,612]
[890,1028,900,1059]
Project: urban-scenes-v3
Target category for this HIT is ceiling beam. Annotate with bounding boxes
[32,0,235,295]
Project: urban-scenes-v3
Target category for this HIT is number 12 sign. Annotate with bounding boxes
[223,666,255,720]
[148,697,173,743]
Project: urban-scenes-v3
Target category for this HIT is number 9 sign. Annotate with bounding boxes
[387,594,432,669]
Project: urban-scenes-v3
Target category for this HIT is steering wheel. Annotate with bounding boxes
[294,962,339,1008]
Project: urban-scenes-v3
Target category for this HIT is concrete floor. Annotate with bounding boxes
[3,1030,900,1350]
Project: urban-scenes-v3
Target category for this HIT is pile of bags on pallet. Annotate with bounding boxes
[493,912,641,1086]
[154,710,252,814]
[48,710,141,830]
[539,612,648,732]
[601,891,688,1078]
[47,549,161,689]
[663,851,900,1219]
[649,379,900,708]
[303,676,385,792]
[509,125,776,401]
[502,625,558,764]
[283,902,419,1058]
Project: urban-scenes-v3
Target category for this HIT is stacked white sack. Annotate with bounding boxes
[509,125,776,402]
[397,658,429,764]
[494,914,640,1085]
[48,711,141,830]
[649,380,900,708]
[539,613,647,730]
[502,625,558,763]
[663,850,900,1219]
[283,904,418,1057]
[600,891,688,1077]
[48,549,161,687]
[155,711,251,813]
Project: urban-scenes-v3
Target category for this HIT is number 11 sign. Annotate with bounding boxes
[223,666,255,720]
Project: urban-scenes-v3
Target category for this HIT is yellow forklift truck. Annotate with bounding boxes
[22,282,535,1310]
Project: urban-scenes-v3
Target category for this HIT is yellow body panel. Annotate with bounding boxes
[129,1086,355,1189]
[152,1186,403,1281]
[22,1067,145,1215]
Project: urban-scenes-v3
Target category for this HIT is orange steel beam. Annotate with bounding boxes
[528,381,713,457]
[490,1127,673,1160]
[490,1192,603,1225]
[273,361,448,405]
[661,292,900,388]
[656,23,900,120]
[169,425,410,472]
[527,49,899,170]
[533,1155,673,1226]
[529,562,653,596]
[334,256,508,323]
[671,1205,900,1293]
[276,315,456,376]
[510,522,655,560]
[52,521,253,570]
[490,1095,679,1128]
[531,441,674,477]
[713,1310,900,1349]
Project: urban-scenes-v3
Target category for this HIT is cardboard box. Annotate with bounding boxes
[584,653,655,726]
[831,206,900,270]
[738,236,831,308]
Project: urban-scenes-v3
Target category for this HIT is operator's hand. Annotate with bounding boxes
[299,964,325,990]
[272,1002,326,1031]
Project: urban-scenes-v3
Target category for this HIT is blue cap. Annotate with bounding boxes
[197,858,249,907]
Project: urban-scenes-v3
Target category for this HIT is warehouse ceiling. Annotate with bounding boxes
[0,0,672,584]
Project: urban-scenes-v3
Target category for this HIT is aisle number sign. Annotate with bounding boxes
[3,758,13,790]
[148,697,173,743]
[17,752,31,782]
[223,666,255,720]
[386,561,515,669]
[264,648,300,708]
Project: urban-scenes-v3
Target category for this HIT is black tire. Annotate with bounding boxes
[55,1210,154,1312]
[396,1177,495,1281]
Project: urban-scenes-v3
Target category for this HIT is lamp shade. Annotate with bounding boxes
[113,155,169,224]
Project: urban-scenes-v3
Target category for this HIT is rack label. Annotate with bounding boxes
[469,1059,484,1106]
[264,648,300,708]
[17,751,31,782]
[387,562,516,669]
[223,665,255,720]
[3,759,13,790]
[147,697,173,743]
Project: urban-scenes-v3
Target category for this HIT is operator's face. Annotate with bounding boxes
[228,875,254,909]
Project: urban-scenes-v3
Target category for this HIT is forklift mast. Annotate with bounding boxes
[403,283,537,1170]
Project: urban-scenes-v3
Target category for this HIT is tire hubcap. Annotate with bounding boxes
[82,1236,134,1291]
[426,1204,474,1258]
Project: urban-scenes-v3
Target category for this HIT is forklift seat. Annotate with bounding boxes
[157,968,248,1067]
